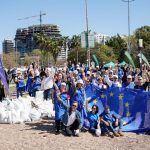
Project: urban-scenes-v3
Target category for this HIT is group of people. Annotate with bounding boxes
[1,61,150,137]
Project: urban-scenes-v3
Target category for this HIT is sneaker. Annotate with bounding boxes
[74,129,80,137]
[118,132,124,136]
[113,132,120,137]
[55,130,60,135]
[108,132,114,138]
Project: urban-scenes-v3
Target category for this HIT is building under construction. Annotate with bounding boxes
[15,24,62,57]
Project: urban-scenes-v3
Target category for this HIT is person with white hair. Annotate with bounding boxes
[53,82,70,134]
[122,75,135,89]
[41,68,53,100]
[72,79,86,126]
[134,76,147,91]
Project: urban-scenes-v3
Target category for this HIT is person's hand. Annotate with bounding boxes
[105,121,110,126]
[86,97,91,102]
[53,76,56,82]
[115,121,119,127]
[56,92,61,99]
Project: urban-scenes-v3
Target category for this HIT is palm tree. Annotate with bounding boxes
[70,35,81,64]
[50,39,62,64]
[35,33,63,65]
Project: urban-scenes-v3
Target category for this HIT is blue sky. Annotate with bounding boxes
[0,0,149,53]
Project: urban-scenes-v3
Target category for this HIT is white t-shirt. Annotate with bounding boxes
[41,77,53,90]
[66,112,76,126]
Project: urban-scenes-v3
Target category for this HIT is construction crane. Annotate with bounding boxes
[18,11,46,28]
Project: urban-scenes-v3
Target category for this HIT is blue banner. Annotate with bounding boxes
[85,84,150,132]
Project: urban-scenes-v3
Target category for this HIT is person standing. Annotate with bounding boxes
[0,79,6,101]
[31,69,41,97]
[26,69,35,96]
[15,69,26,98]
[54,82,70,134]
[41,68,53,100]
[72,79,87,126]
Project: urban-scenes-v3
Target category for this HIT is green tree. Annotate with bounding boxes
[134,26,150,62]
[2,52,19,68]
[92,45,116,64]
[51,38,63,64]
[106,34,127,62]
[69,35,81,63]
[68,49,86,64]
[35,33,63,64]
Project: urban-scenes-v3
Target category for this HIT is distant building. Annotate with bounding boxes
[57,47,68,61]
[81,31,95,48]
[94,33,110,45]
[15,24,62,57]
[2,40,14,54]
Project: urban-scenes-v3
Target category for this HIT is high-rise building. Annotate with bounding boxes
[57,47,68,61]
[2,40,14,54]
[15,24,62,57]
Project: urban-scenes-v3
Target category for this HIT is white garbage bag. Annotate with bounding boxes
[29,108,41,121]
[0,103,9,123]
[36,91,43,101]
[11,109,22,123]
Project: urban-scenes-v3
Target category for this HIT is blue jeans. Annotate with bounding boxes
[17,87,25,98]
[101,119,123,133]
[17,90,23,98]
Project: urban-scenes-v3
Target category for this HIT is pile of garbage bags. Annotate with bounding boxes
[0,91,55,124]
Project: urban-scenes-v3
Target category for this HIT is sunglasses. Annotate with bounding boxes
[72,104,77,107]
[92,107,96,110]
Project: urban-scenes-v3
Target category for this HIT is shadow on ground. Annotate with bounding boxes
[25,117,56,134]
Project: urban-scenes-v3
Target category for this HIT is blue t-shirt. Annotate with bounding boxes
[100,111,117,123]
[54,92,69,121]
[87,111,99,128]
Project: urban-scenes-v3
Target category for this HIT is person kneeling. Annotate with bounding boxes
[100,106,124,137]
[62,101,82,137]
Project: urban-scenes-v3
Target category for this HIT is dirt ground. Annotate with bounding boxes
[0,118,149,150]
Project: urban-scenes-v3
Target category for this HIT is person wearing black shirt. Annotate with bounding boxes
[0,79,5,101]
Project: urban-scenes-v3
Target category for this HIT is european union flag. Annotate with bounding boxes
[85,85,150,132]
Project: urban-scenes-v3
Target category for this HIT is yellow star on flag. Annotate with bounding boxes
[118,94,124,100]
[109,92,114,97]
[101,94,105,99]
[93,99,97,104]
[126,112,131,117]
[125,102,129,107]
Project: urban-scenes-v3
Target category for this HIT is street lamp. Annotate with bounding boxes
[139,39,143,70]
[122,0,135,53]
[84,0,90,67]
